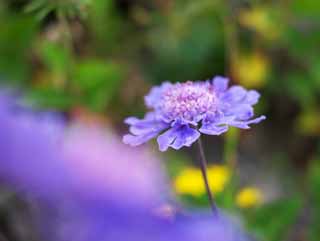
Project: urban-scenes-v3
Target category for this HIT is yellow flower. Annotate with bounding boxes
[239,7,279,40]
[207,165,231,194]
[233,52,269,89]
[174,167,205,196]
[236,187,262,208]
[173,165,230,197]
[296,109,320,136]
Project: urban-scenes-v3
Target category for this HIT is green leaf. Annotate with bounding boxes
[39,40,72,74]
[291,0,320,18]
[147,4,224,83]
[307,160,320,241]
[24,0,47,13]
[71,59,123,111]
[88,0,124,52]
[286,73,316,108]
[247,198,302,241]
[26,87,73,110]
[0,15,37,83]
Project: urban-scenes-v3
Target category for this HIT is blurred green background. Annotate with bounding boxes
[0,0,319,241]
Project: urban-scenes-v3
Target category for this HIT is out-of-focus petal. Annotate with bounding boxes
[0,100,69,199]
[213,76,229,93]
[227,104,254,120]
[244,90,260,105]
[174,212,251,241]
[63,126,167,208]
[222,86,247,103]
[0,93,253,241]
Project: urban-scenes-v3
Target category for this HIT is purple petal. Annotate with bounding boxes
[0,103,70,198]
[199,113,231,135]
[157,124,200,151]
[171,126,200,150]
[213,76,229,93]
[123,132,159,146]
[144,82,171,109]
[199,124,228,135]
[244,90,260,105]
[220,86,261,107]
[157,127,178,151]
[228,104,254,120]
[123,113,169,147]
[246,115,266,124]
[222,86,247,103]
[229,115,266,129]
[129,120,168,135]
[124,117,141,125]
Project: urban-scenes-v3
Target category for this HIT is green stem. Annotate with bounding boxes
[197,138,219,216]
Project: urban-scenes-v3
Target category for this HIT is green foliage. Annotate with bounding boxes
[27,40,123,111]
[40,40,72,75]
[307,159,320,241]
[246,198,302,241]
[88,0,124,53]
[0,14,37,83]
[291,0,320,17]
[27,87,73,110]
[72,59,122,111]
[24,0,92,20]
[147,2,225,83]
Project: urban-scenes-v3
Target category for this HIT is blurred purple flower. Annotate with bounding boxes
[123,77,266,151]
[62,125,168,208]
[0,93,251,241]
[0,94,68,198]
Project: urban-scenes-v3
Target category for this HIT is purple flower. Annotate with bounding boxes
[62,126,168,209]
[0,94,167,208]
[123,77,266,151]
[0,93,251,241]
[0,94,68,199]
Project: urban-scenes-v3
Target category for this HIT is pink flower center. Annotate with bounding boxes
[160,81,217,121]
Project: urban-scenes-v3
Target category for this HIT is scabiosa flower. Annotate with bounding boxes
[123,76,265,151]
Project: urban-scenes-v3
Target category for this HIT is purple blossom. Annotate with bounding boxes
[123,77,266,151]
[62,126,168,208]
[0,93,251,241]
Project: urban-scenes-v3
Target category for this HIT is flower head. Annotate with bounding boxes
[123,76,266,151]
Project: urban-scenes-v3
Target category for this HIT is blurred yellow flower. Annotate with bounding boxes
[207,165,231,193]
[236,187,262,208]
[174,167,205,196]
[233,52,269,89]
[239,7,279,40]
[296,109,320,136]
[174,165,230,196]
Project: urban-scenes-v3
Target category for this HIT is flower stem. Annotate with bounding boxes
[197,138,219,215]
